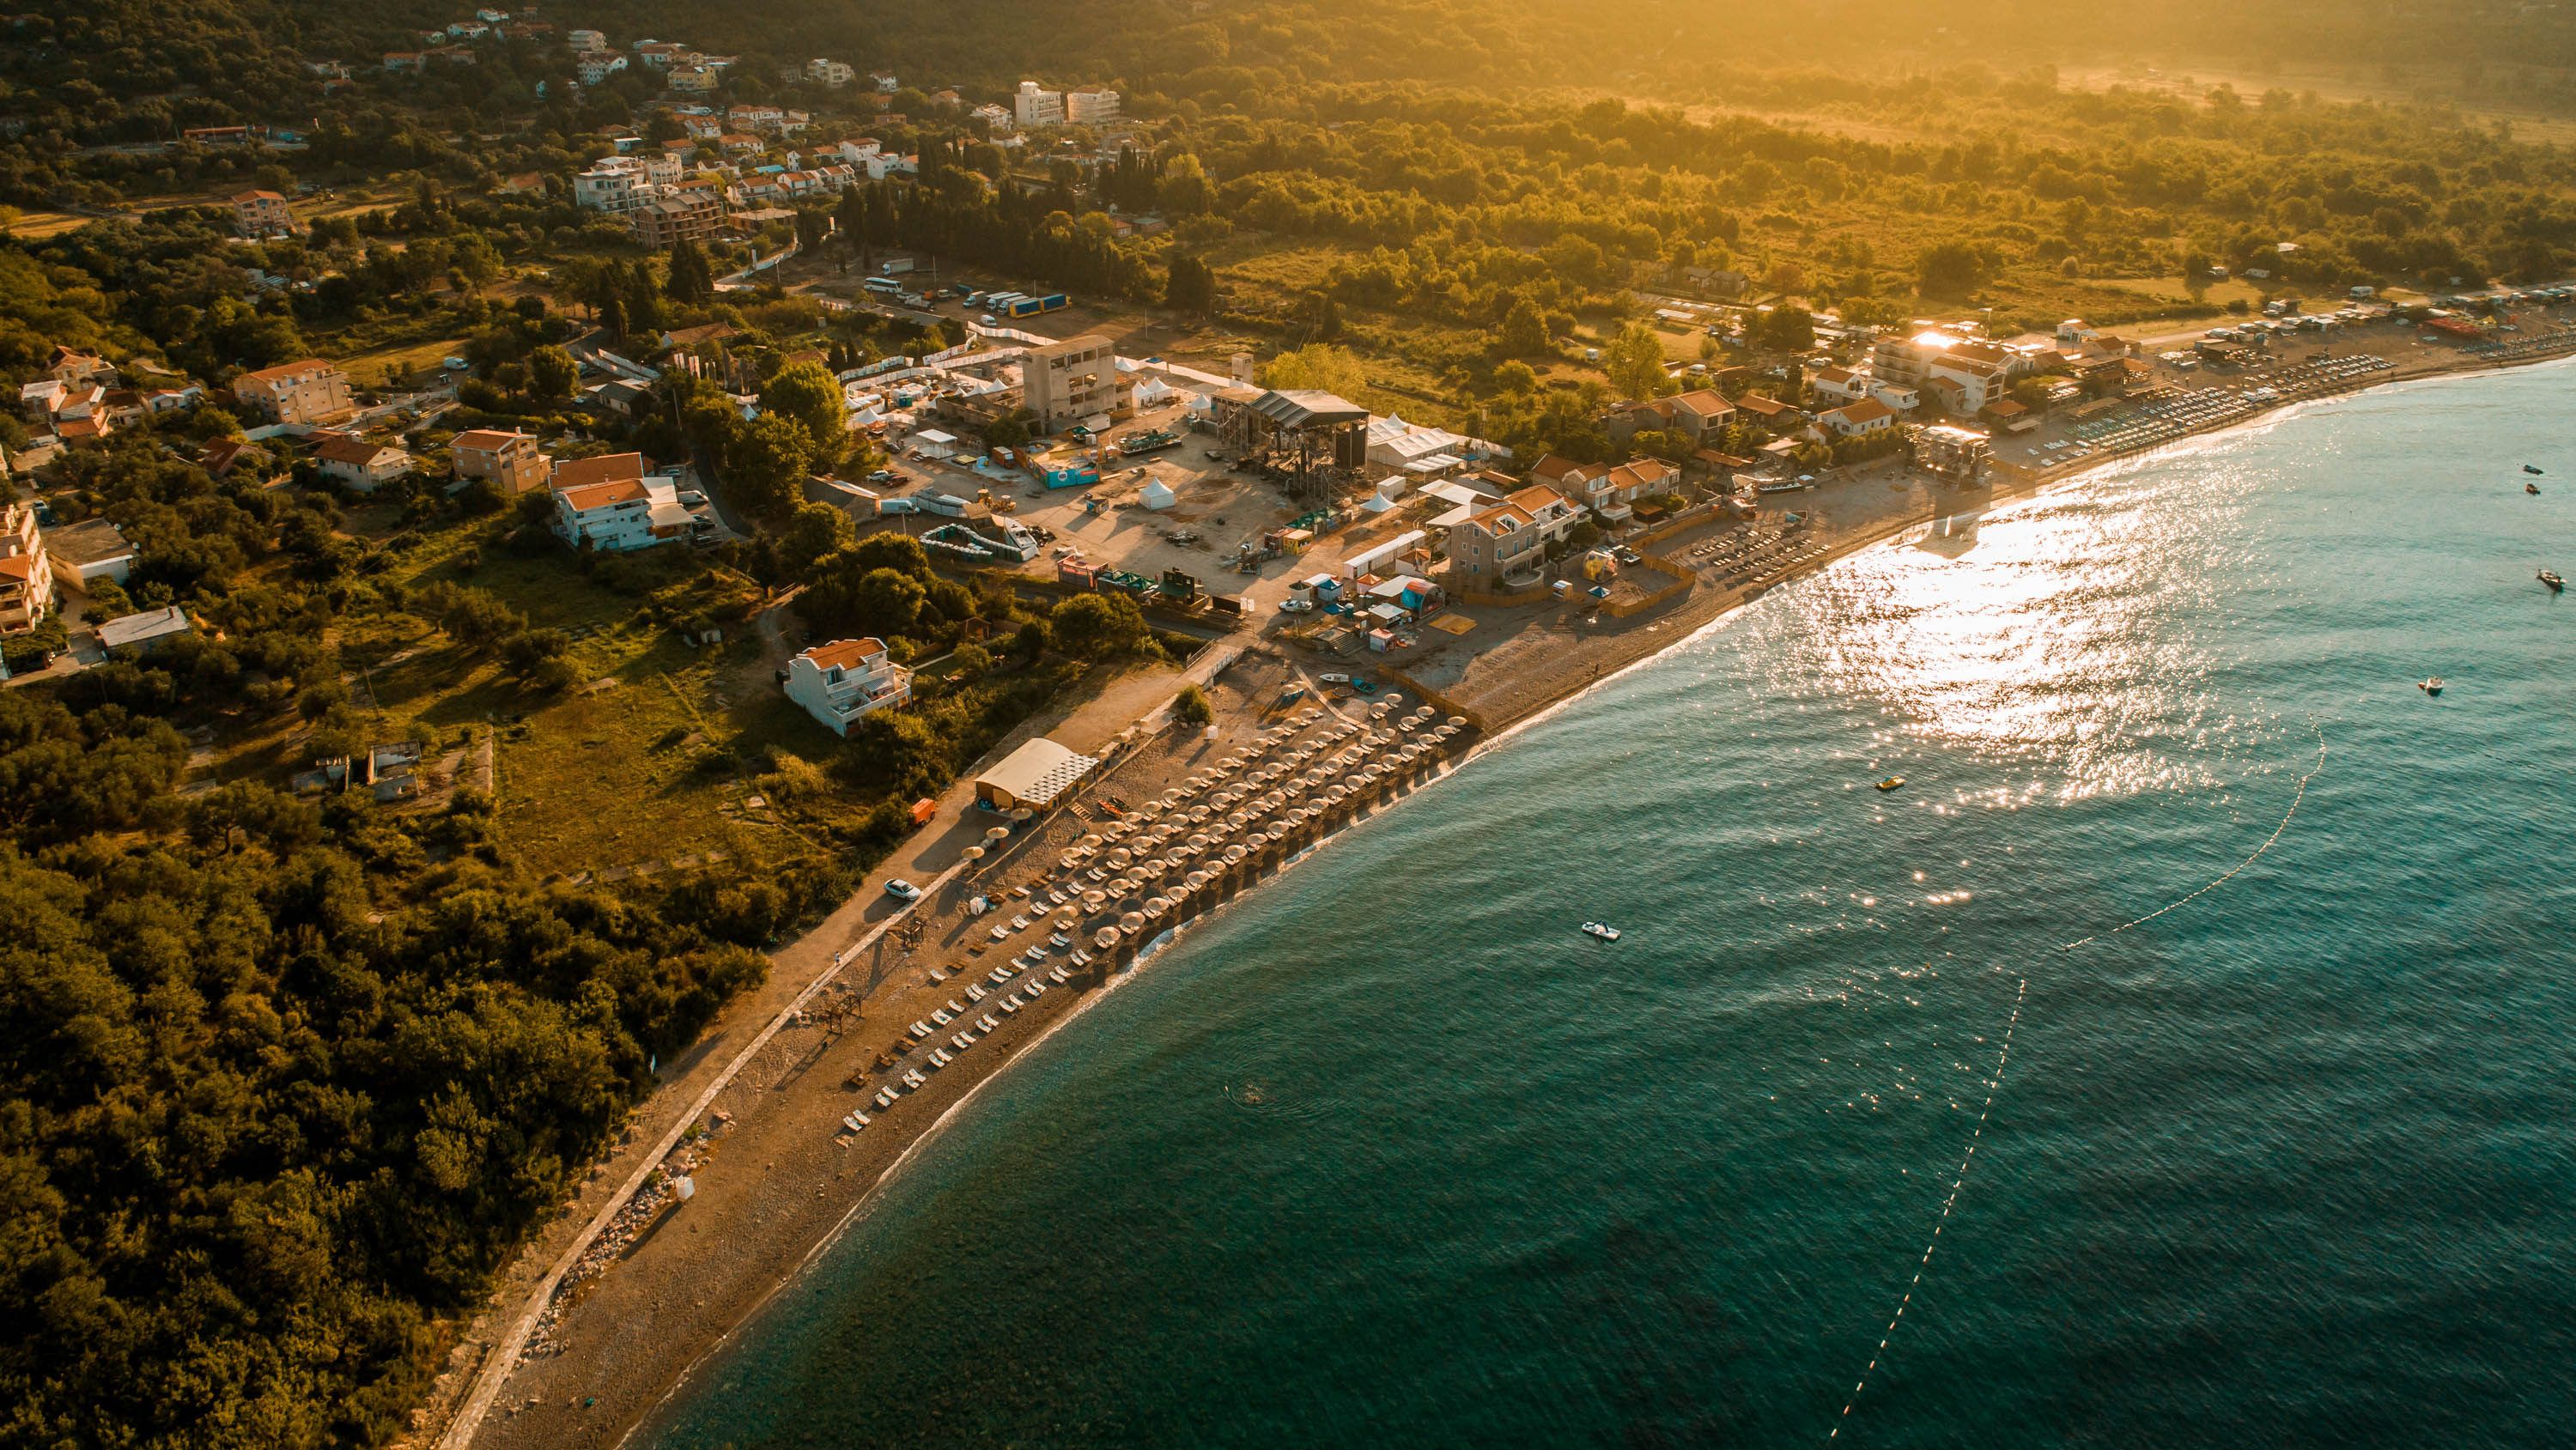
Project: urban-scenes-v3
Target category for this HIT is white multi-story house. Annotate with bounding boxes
[783,637,913,736]
[972,102,1015,135]
[869,71,899,93]
[1066,88,1121,124]
[1013,81,1064,128]
[576,50,627,86]
[567,27,606,52]
[634,40,691,69]
[806,58,854,87]
[549,454,706,551]
[1813,397,1897,440]
[574,155,652,212]
[1871,328,2014,416]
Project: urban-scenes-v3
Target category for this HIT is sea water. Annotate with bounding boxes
[642,363,2576,1448]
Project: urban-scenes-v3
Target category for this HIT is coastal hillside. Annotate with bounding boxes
[2,3,2574,1448]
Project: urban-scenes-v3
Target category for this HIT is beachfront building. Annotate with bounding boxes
[783,637,913,736]
[1813,397,1897,440]
[1021,335,1123,431]
[1445,484,1583,588]
[1872,328,2014,416]
[1606,387,1735,446]
[451,428,550,494]
[232,359,353,426]
[0,501,53,634]
[1913,424,1994,484]
[975,736,1102,813]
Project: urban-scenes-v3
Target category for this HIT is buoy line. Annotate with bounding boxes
[1827,721,2329,1442]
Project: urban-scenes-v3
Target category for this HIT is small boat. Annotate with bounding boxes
[2542,569,2565,593]
[1581,921,1622,942]
[2420,676,2445,696]
[2524,464,2545,476]
[2529,482,2543,494]
[1876,776,1905,792]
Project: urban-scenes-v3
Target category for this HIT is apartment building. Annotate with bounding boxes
[0,502,53,634]
[1012,81,1064,127]
[1066,88,1121,124]
[1019,335,1122,430]
[630,183,725,248]
[549,454,707,551]
[450,428,550,494]
[783,637,913,736]
[233,359,352,426]
[230,189,295,237]
[806,58,854,87]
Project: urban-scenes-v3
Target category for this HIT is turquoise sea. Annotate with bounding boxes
[643,363,2576,1448]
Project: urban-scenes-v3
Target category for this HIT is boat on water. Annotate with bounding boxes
[2421,676,2445,696]
[1581,921,1622,942]
[1876,776,1905,792]
[2529,482,2543,494]
[2525,464,2546,475]
[2542,569,2566,593]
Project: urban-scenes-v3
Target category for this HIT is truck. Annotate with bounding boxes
[879,258,915,276]
[1006,293,1070,319]
[982,292,1029,311]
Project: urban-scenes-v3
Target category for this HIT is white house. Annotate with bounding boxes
[1446,484,1582,586]
[1814,397,1897,440]
[806,58,854,87]
[549,453,705,550]
[1065,88,1121,124]
[1012,81,1064,127]
[783,637,913,736]
[313,433,412,489]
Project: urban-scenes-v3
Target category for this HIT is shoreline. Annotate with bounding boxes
[438,325,2576,1450]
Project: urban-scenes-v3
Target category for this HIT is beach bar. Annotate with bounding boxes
[975,737,1102,813]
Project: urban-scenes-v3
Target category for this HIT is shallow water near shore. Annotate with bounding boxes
[639,363,2576,1448]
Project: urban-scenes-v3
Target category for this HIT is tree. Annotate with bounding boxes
[1163,253,1217,316]
[1754,306,1814,353]
[724,413,811,519]
[1159,153,1216,216]
[2180,247,2214,300]
[1496,298,1551,358]
[1172,683,1213,727]
[1292,290,1342,343]
[1493,360,1538,395]
[780,501,854,576]
[1259,344,1367,397]
[1048,592,1148,661]
[1604,321,1670,402]
[852,567,927,635]
[762,361,848,464]
[1916,240,1994,298]
[665,239,714,304]
[528,344,577,401]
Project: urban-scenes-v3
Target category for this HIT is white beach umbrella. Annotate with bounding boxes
[1095,927,1121,949]
[1081,890,1107,912]
[1119,911,1145,931]
[1223,845,1247,864]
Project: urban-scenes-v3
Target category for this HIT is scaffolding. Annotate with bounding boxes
[1214,387,1371,503]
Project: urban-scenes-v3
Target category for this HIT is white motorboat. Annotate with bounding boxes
[1582,921,1622,942]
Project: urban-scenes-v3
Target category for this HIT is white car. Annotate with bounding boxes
[1279,598,1314,614]
[884,878,922,902]
[1319,672,1352,685]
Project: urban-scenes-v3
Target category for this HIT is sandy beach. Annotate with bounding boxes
[419,313,2576,1450]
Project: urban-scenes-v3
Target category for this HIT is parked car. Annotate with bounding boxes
[1319,671,1352,685]
[884,878,922,902]
[1279,598,1315,613]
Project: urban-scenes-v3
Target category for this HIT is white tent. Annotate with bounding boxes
[1139,479,1178,510]
[1131,375,1178,408]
